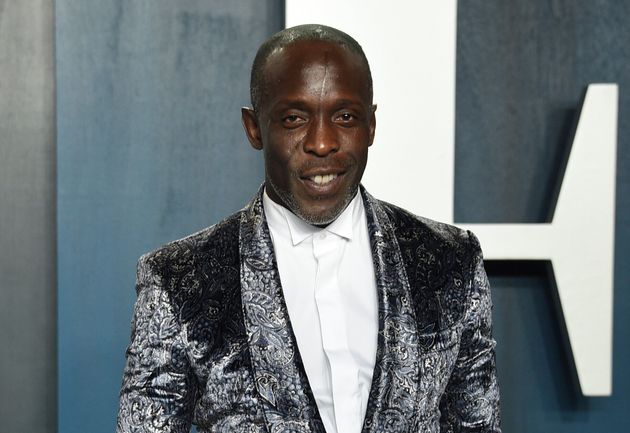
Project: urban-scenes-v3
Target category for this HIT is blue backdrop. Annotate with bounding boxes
[54,1,629,433]
[56,2,283,432]
[457,2,629,432]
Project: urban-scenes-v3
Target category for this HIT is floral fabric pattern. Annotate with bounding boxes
[117,186,501,433]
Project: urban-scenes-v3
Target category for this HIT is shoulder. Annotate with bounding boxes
[136,210,243,292]
[376,199,479,255]
[375,199,482,331]
[131,210,246,350]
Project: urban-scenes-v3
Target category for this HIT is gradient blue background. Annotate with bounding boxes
[56,2,283,432]
[0,1,624,432]
[456,2,629,432]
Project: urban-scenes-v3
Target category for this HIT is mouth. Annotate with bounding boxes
[308,173,338,185]
[299,170,346,195]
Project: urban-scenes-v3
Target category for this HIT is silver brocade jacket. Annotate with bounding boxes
[116,186,501,433]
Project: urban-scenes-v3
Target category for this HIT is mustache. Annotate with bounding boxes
[295,154,356,176]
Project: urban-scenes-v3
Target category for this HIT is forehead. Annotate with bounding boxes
[265,40,364,72]
[260,40,370,106]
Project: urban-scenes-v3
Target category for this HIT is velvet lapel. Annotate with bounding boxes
[239,187,325,433]
[239,186,420,433]
[360,187,421,433]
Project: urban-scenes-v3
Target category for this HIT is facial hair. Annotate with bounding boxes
[267,176,358,227]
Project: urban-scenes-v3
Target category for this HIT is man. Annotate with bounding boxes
[117,24,501,433]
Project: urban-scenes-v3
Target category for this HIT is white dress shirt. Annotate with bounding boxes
[262,189,378,433]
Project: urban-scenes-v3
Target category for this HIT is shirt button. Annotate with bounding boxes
[319,232,327,239]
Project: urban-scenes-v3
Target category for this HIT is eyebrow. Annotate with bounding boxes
[271,97,366,110]
[267,100,310,116]
[332,99,365,107]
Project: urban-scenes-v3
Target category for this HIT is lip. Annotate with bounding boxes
[298,171,347,197]
[300,167,346,178]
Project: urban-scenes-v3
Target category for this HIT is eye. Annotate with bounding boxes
[282,114,306,127]
[335,112,358,125]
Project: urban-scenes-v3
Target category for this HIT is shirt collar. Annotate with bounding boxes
[262,188,360,246]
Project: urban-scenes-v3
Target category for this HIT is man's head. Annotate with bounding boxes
[242,24,376,226]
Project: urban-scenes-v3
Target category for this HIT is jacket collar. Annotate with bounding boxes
[239,185,420,433]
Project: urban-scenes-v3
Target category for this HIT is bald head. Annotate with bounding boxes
[249,24,373,114]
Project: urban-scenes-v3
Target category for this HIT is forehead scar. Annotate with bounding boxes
[319,52,330,102]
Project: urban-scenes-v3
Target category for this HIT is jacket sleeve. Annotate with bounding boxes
[116,255,197,433]
[439,232,501,432]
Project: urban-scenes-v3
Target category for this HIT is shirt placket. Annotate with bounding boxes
[313,231,360,433]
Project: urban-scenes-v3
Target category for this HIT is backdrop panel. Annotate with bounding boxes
[56,2,283,432]
[52,1,630,432]
[0,1,56,432]
[457,1,629,432]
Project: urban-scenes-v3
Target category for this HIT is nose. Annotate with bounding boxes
[303,117,339,156]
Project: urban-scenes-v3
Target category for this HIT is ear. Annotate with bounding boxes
[368,104,377,147]
[241,107,263,150]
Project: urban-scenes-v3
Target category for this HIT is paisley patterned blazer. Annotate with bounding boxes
[117,186,501,433]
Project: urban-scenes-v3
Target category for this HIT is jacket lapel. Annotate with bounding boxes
[360,187,421,433]
[239,186,421,433]
[239,187,325,433]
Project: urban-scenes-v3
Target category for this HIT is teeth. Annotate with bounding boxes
[310,174,338,185]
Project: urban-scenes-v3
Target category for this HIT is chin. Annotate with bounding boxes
[294,197,353,226]
[296,209,339,226]
[268,178,358,226]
